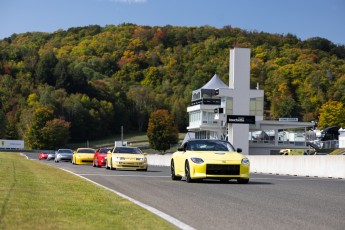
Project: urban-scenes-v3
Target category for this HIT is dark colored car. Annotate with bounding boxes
[54,149,73,163]
[93,147,112,167]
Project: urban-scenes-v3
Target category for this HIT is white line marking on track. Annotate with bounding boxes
[61,168,195,230]
[20,153,29,159]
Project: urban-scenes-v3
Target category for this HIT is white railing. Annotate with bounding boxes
[146,154,345,179]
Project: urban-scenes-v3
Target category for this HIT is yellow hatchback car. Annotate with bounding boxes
[72,148,95,165]
[171,139,250,183]
[105,146,148,171]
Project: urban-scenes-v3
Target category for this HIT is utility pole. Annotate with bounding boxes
[121,126,123,146]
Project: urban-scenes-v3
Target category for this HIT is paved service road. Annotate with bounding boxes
[28,154,345,230]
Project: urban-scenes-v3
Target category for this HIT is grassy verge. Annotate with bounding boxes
[0,153,175,230]
[329,148,345,155]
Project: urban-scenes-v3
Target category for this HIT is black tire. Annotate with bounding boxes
[137,168,147,171]
[171,160,181,181]
[93,159,96,167]
[185,161,194,183]
[237,178,249,184]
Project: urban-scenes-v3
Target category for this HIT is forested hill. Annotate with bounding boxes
[1,24,345,148]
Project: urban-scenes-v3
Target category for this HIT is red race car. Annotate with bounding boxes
[38,151,49,160]
[93,147,111,167]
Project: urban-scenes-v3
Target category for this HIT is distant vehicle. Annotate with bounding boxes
[171,139,250,184]
[47,152,55,161]
[54,149,73,163]
[72,148,95,165]
[320,126,339,141]
[93,147,111,167]
[38,151,49,160]
[279,148,316,155]
[106,146,147,171]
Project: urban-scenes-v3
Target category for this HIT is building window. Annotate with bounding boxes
[226,97,233,115]
[250,97,263,116]
[190,111,201,123]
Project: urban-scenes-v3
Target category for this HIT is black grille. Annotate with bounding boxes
[81,159,93,163]
[206,164,240,175]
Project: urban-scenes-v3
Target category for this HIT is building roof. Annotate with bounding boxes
[200,74,228,89]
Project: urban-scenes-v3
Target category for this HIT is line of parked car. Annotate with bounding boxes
[38,146,148,171]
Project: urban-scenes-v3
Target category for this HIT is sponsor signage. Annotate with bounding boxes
[227,115,256,124]
[279,118,298,122]
[191,98,221,106]
[0,139,24,149]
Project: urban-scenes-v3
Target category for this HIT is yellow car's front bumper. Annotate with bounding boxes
[75,156,94,164]
[112,161,148,170]
[190,162,250,180]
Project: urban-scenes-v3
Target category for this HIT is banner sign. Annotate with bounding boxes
[227,115,255,124]
[0,139,24,149]
[279,118,298,122]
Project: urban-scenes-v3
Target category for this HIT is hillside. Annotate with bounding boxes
[0,24,345,148]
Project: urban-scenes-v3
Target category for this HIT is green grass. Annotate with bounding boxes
[329,148,345,155]
[0,152,176,230]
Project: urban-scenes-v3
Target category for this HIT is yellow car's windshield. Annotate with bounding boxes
[114,147,142,154]
[78,149,95,154]
[186,140,235,151]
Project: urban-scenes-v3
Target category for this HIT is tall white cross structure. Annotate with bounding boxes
[227,48,264,154]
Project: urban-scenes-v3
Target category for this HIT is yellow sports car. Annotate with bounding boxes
[106,146,148,171]
[72,148,95,165]
[171,139,250,183]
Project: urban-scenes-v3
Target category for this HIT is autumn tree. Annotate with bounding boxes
[35,51,58,85]
[1,23,345,142]
[41,118,70,149]
[0,109,5,138]
[318,101,345,129]
[127,86,156,131]
[147,109,178,152]
[26,107,54,149]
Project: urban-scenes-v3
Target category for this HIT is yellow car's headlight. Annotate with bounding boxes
[241,158,250,165]
[191,157,204,164]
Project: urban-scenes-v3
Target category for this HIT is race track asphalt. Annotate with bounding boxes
[27,153,345,230]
